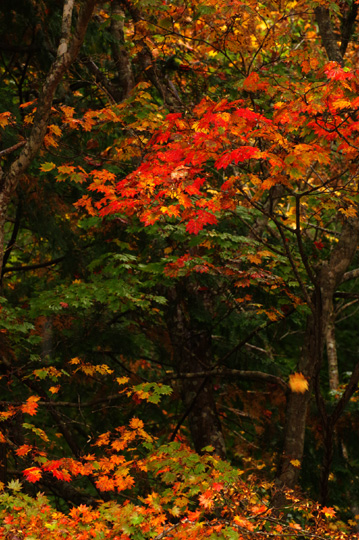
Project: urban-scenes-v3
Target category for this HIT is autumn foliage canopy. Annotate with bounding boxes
[2,0,359,538]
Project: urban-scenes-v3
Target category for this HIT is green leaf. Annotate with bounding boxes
[7,479,22,492]
[39,162,56,172]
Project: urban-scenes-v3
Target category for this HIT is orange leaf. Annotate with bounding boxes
[0,112,12,127]
[321,506,336,518]
[21,396,40,416]
[233,516,254,531]
[15,444,33,457]
[289,373,309,393]
[199,490,214,510]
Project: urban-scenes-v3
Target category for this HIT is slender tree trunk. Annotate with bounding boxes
[277,302,323,490]
[166,285,226,458]
[326,307,339,390]
[110,0,135,100]
[276,218,359,499]
[0,0,96,275]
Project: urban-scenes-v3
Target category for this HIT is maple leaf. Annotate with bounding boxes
[321,506,336,518]
[21,396,40,416]
[324,63,353,81]
[233,516,255,531]
[15,444,33,457]
[250,504,267,515]
[289,373,309,393]
[130,417,144,429]
[199,489,214,510]
[214,146,259,170]
[186,211,217,234]
[117,376,130,385]
[0,111,12,128]
[23,466,42,482]
[96,475,115,491]
[39,162,56,172]
[187,510,202,522]
[242,72,268,92]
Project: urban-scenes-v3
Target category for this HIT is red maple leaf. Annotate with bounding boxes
[23,466,42,482]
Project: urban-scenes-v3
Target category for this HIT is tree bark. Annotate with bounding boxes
[0,0,97,275]
[276,218,359,495]
[315,7,344,65]
[326,306,339,390]
[166,285,226,458]
[110,0,135,100]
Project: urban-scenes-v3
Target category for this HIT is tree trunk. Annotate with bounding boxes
[276,218,359,498]
[0,0,97,275]
[326,307,339,390]
[277,304,323,491]
[166,285,226,458]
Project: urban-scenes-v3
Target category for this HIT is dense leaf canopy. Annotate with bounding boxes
[1,0,359,538]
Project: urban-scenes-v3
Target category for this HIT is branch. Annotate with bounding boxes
[237,184,314,309]
[163,369,288,392]
[1,199,22,280]
[2,255,65,275]
[218,312,289,367]
[294,195,316,285]
[170,377,208,442]
[331,360,359,426]
[80,56,123,103]
[340,1,358,56]
[341,267,359,283]
[0,141,26,157]
[153,523,182,540]
[0,395,123,408]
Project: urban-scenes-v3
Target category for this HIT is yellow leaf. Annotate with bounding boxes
[116,376,129,385]
[289,373,309,393]
[290,459,301,468]
[338,206,357,217]
[332,99,351,109]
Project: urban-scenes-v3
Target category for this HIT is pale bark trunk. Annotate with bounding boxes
[326,308,339,390]
[110,0,135,100]
[0,0,96,275]
[276,218,359,498]
[321,299,359,508]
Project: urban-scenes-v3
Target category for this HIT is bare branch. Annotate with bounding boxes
[163,369,288,392]
[0,141,26,157]
[341,267,359,283]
